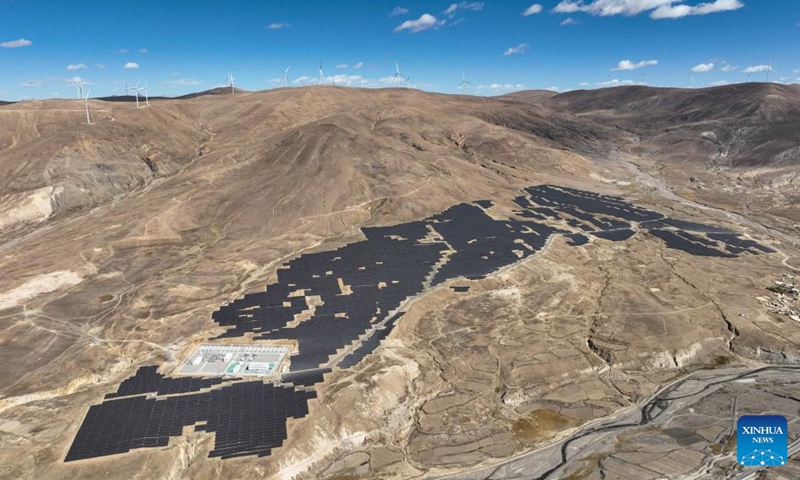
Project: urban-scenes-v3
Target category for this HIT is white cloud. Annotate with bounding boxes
[743,64,770,73]
[546,86,560,91]
[444,2,484,16]
[561,17,581,25]
[292,74,411,88]
[139,48,148,53]
[553,0,744,20]
[67,63,87,71]
[1,38,32,48]
[354,62,364,69]
[21,77,56,88]
[503,43,528,56]
[720,63,738,72]
[390,6,409,16]
[553,1,582,12]
[652,0,744,19]
[475,83,526,91]
[611,59,658,71]
[691,62,715,73]
[293,75,314,85]
[94,63,106,69]
[114,48,128,54]
[599,78,635,87]
[523,4,543,16]
[266,23,291,30]
[335,63,348,69]
[710,79,730,86]
[394,13,444,33]
[123,62,140,69]
[160,78,204,87]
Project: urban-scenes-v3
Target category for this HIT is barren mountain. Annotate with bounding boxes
[0,85,798,480]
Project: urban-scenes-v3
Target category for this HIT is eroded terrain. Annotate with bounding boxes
[0,85,798,480]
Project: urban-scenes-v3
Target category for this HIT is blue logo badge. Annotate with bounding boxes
[737,415,787,467]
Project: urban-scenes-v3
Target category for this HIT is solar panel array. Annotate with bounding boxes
[66,378,316,462]
[67,183,776,463]
[281,368,331,387]
[338,316,401,369]
[209,184,774,373]
[513,185,774,257]
[105,366,230,399]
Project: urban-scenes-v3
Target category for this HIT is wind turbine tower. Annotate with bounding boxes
[75,87,93,125]
[131,80,141,107]
[130,79,149,108]
[282,66,290,87]
[228,73,235,94]
[139,80,150,107]
[393,62,404,88]
[318,61,325,85]
[458,70,472,89]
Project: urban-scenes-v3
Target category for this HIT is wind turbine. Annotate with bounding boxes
[640,72,647,86]
[457,70,472,89]
[688,75,697,87]
[766,56,774,83]
[140,80,149,106]
[68,78,94,100]
[317,61,325,85]
[404,76,411,88]
[228,73,235,94]
[131,79,141,107]
[281,66,290,87]
[75,87,93,125]
[393,62,404,88]
[129,79,149,108]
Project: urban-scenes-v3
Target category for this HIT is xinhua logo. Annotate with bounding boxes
[737,415,788,467]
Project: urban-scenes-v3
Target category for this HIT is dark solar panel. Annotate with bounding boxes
[104,366,229,399]
[65,378,318,462]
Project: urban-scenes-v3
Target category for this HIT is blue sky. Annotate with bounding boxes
[0,0,798,100]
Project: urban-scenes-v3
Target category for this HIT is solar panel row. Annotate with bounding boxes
[105,366,232,399]
[65,379,316,462]
[281,367,332,386]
